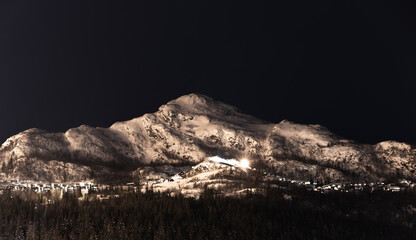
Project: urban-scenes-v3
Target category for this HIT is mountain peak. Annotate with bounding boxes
[160,93,242,117]
[167,93,214,107]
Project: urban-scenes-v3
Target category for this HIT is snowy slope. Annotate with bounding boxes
[0,93,415,182]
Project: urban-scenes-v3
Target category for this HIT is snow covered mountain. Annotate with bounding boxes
[0,93,415,183]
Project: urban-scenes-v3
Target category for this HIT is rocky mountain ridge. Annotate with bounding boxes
[1,93,415,183]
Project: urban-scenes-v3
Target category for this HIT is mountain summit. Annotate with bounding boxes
[1,93,415,183]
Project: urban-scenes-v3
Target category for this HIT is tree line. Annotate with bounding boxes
[0,187,415,239]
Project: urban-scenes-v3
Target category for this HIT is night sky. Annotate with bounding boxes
[0,0,415,144]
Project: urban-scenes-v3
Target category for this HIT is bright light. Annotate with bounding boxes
[239,159,250,169]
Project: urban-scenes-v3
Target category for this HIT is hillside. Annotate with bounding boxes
[0,93,415,183]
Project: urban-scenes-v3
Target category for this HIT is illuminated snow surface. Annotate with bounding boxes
[208,156,239,166]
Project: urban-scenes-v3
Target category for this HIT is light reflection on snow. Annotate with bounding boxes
[208,156,251,169]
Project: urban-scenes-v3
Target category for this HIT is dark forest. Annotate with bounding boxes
[1,187,415,240]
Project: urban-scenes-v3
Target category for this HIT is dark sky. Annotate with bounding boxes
[0,0,415,144]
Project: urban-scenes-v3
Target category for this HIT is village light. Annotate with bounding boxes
[239,159,250,169]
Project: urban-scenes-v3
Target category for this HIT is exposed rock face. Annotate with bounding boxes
[0,93,415,182]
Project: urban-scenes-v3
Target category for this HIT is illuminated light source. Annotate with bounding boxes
[239,159,250,169]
